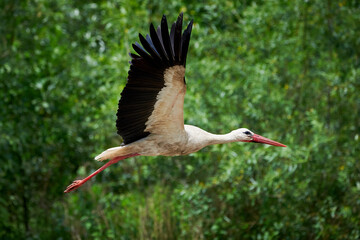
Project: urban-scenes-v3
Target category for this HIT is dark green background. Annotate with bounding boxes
[1,0,359,239]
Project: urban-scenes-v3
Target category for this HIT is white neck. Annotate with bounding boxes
[183,125,243,155]
[206,132,238,145]
[185,125,238,146]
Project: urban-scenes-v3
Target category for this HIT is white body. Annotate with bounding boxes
[95,125,253,160]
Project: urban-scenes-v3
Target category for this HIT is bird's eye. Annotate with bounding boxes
[244,131,251,135]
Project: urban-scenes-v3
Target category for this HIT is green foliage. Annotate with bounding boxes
[1,0,359,239]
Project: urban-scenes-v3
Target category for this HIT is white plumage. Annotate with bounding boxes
[65,13,286,193]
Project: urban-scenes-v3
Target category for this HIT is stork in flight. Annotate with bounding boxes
[64,13,286,193]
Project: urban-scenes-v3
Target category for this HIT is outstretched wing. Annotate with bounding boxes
[116,13,193,145]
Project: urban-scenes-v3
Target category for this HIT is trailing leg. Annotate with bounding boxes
[64,153,140,193]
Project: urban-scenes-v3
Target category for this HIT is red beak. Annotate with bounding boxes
[252,134,287,147]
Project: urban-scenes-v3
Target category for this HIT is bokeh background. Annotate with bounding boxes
[1,0,359,239]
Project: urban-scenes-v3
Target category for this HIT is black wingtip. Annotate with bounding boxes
[161,15,167,27]
[179,18,193,67]
[176,13,184,27]
[133,13,192,67]
[188,19,194,29]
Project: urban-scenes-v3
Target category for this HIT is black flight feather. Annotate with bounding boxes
[169,23,176,57]
[174,13,183,63]
[180,19,193,67]
[139,34,161,61]
[161,15,174,64]
[145,34,159,55]
[149,23,168,62]
[116,13,193,145]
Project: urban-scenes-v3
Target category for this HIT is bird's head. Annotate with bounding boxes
[232,128,287,147]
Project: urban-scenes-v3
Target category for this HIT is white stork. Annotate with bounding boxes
[65,13,286,193]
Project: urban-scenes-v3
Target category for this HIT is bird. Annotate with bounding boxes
[64,13,286,193]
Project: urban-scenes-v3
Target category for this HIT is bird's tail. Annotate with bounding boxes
[95,146,126,161]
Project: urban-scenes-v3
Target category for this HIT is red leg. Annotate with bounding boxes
[64,153,140,193]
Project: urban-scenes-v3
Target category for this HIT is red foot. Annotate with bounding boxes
[64,154,140,193]
[64,180,84,193]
